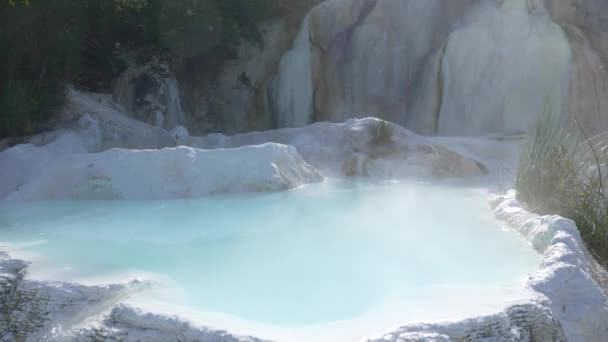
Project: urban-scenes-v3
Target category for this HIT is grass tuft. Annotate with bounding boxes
[516,108,608,265]
[370,114,394,148]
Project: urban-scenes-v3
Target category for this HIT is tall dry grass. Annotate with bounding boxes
[516,109,608,265]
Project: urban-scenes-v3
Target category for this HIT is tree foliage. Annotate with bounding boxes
[0,0,85,138]
[516,109,608,266]
[0,0,288,139]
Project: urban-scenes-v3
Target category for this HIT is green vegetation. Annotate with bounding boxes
[370,114,394,149]
[0,0,304,139]
[1,0,85,138]
[516,109,608,265]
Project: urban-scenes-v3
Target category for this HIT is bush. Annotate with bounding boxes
[516,109,608,265]
[0,81,41,138]
[159,0,279,58]
[0,0,288,139]
[0,0,86,138]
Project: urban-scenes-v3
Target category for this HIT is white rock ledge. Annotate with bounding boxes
[75,305,270,342]
[365,192,608,342]
[0,252,146,342]
[1,252,265,342]
[489,193,608,342]
[185,118,488,179]
[0,141,322,201]
[366,302,564,342]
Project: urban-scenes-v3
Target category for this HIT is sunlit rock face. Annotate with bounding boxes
[544,0,608,136]
[270,0,477,129]
[435,0,571,136]
[0,141,322,201]
[185,117,488,179]
[269,0,607,136]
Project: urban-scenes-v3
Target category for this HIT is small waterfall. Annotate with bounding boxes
[269,17,313,128]
[164,78,186,129]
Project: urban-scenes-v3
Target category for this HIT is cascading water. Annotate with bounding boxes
[164,78,186,130]
[269,17,313,128]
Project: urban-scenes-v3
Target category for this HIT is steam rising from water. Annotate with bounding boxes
[0,180,540,339]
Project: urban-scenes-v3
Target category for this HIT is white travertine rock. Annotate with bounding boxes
[66,88,175,151]
[559,24,608,136]
[436,0,571,135]
[75,305,269,342]
[268,0,608,136]
[0,142,322,201]
[366,302,565,342]
[271,0,476,129]
[0,252,145,342]
[491,195,608,342]
[185,117,488,179]
[0,117,486,202]
[169,125,190,145]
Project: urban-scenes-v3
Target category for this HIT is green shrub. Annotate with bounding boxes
[159,0,278,58]
[516,109,608,265]
[0,81,40,138]
[0,0,310,139]
[0,0,85,138]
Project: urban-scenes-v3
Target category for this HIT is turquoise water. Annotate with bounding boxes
[0,180,540,326]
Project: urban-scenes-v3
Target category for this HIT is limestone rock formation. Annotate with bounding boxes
[206,19,295,133]
[38,0,607,139]
[185,117,488,179]
[76,305,270,342]
[267,0,608,136]
[0,89,176,154]
[112,61,186,130]
[66,89,174,152]
[545,0,608,136]
[491,194,608,341]
[0,141,322,201]
[367,303,566,342]
[269,0,475,128]
[0,252,142,342]
[434,0,571,135]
